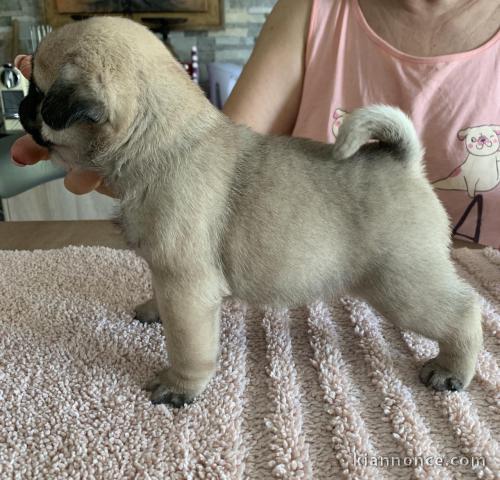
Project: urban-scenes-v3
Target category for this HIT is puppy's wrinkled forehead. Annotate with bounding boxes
[33,17,162,89]
[30,17,193,136]
[28,18,161,135]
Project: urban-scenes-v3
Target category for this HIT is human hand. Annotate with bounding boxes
[10,55,115,197]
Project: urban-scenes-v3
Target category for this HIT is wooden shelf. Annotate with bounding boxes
[43,0,224,31]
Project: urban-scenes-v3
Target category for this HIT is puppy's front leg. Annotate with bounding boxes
[147,273,221,407]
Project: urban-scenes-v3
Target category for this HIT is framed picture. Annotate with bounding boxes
[45,0,223,30]
[55,0,209,14]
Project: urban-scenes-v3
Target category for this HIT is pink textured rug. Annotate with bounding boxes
[0,246,499,479]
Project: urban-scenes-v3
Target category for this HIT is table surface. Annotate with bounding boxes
[0,220,127,250]
[0,220,483,250]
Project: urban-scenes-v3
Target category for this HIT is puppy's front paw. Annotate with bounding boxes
[145,368,211,407]
[147,381,195,407]
[134,299,160,324]
[419,359,465,392]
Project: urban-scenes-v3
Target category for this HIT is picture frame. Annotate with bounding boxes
[44,0,224,30]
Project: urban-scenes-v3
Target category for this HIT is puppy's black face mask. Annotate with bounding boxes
[19,78,53,148]
[19,61,106,148]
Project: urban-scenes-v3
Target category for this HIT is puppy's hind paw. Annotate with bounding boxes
[419,359,464,392]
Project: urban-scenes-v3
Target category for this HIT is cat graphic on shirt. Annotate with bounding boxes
[433,124,500,198]
[333,112,500,198]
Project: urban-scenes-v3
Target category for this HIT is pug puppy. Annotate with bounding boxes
[19,17,482,407]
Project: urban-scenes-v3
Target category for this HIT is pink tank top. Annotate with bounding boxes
[293,0,500,248]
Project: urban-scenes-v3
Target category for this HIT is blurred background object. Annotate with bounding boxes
[0,23,51,136]
[29,23,52,51]
[207,62,242,109]
[0,62,29,134]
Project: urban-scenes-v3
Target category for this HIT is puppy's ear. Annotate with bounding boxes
[41,77,106,131]
[457,128,470,141]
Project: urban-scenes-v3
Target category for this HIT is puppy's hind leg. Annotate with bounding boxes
[418,293,482,391]
[360,255,483,391]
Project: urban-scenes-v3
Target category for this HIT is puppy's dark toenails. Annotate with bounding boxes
[150,391,194,408]
[144,378,195,407]
[133,312,161,324]
[419,360,465,392]
[133,299,161,324]
[445,377,463,392]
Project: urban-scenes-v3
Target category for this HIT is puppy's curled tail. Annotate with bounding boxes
[333,105,424,168]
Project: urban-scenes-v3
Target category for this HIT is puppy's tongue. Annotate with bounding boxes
[11,134,50,166]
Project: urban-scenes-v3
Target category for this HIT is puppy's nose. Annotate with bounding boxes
[18,101,53,148]
[19,113,38,135]
[19,96,38,131]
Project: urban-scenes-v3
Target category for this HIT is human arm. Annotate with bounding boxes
[222,0,312,135]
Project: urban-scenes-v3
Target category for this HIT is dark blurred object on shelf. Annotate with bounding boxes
[182,46,200,84]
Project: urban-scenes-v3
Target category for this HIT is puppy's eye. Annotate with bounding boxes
[34,85,43,96]
[471,137,476,142]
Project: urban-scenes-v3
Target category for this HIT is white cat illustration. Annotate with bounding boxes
[433,124,500,198]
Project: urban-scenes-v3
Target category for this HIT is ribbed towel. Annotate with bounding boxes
[0,246,498,479]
